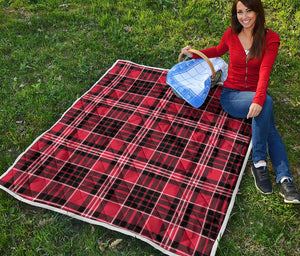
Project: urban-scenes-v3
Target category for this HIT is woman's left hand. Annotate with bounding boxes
[247,103,262,119]
[181,45,193,58]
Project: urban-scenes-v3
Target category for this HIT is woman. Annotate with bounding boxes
[181,0,299,204]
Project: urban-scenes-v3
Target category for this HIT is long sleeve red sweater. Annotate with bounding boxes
[192,27,280,107]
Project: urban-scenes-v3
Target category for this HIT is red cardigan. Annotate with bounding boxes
[192,27,280,107]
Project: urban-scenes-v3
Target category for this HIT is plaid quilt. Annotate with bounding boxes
[0,60,252,256]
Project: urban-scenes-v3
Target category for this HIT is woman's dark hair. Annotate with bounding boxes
[231,0,266,59]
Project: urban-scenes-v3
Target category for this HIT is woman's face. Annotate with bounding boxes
[236,1,257,30]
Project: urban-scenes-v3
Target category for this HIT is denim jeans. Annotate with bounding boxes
[220,87,292,183]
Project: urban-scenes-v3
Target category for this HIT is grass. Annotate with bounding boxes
[0,0,299,255]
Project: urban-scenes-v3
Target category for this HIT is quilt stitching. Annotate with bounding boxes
[0,60,252,256]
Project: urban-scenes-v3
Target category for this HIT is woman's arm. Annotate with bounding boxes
[248,31,280,118]
[252,41,280,107]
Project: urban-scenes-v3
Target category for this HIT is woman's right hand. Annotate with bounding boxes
[181,45,193,58]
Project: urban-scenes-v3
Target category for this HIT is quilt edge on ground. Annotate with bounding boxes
[0,184,179,256]
[210,139,252,256]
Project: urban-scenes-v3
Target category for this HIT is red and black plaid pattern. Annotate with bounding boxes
[0,60,252,256]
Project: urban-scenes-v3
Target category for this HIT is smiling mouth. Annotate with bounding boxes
[242,20,250,25]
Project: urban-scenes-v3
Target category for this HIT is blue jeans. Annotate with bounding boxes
[220,88,292,183]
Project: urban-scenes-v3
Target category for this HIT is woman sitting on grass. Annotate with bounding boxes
[181,0,300,204]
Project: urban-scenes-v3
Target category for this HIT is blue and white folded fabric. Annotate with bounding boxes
[166,58,228,108]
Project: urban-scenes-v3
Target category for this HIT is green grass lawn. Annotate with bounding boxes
[0,0,299,255]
